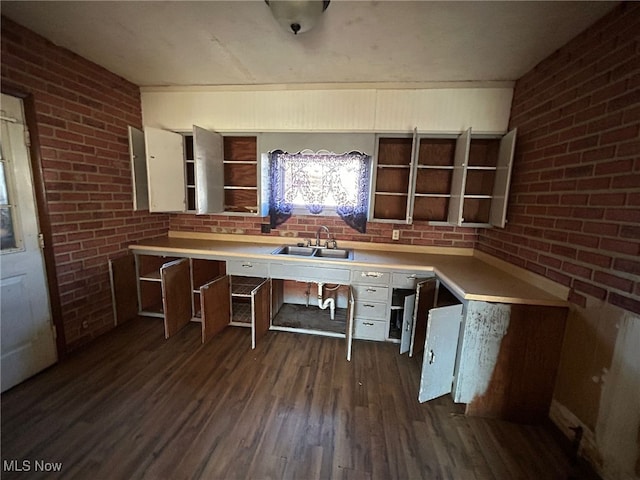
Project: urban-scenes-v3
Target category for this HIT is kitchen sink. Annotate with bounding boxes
[272,245,353,260]
[313,248,352,259]
[273,245,316,256]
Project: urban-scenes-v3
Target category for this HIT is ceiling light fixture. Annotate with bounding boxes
[265,0,330,35]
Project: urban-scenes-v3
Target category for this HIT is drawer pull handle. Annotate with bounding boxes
[242,263,253,268]
[363,322,375,326]
[406,274,417,279]
[366,288,377,293]
[363,304,376,308]
[428,350,435,365]
[362,272,383,278]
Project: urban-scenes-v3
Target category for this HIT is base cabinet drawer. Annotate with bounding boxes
[354,300,387,320]
[354,318,387,341]
[351,269,391,285]
[391,271,434,289]
[352,284,389,302]
[226,259,269,277]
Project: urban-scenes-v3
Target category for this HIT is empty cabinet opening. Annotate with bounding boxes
[136,255,179,316]
[230,276,269,327]
[389,288,415,340]
[271,279,350,337]
[191,258,226,320]
[184,134,196,211]
[436,282,461,307]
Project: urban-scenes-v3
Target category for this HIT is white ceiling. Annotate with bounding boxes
[1,1,618,88]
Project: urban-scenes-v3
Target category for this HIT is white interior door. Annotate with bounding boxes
[418,303,463,403]
[0,94,57,392]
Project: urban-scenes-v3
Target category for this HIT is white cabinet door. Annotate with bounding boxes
[251,279,271,350]
[406,127,419,223]
[128,126,149,211]
[490,128,517,228]
[346,287,355,361]
[418,303,463,403]
[399,292,416,354]
[194,125,224,214]
[447,128,471,226]
[145,127,185,212]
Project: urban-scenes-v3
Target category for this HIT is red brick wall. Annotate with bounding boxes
[1,17,170,350]
[170,215,477,249]
[478,3,640,314]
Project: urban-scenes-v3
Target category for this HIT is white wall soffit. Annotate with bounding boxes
[141,86,513,134]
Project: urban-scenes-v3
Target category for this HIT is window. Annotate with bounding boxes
[269,150,371,233]
[0,137,19,251]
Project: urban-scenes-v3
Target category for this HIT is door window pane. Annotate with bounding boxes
[0,142,17,250]
[0,161,8,204]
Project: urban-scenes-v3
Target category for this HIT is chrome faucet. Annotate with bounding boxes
[315,225,331,248]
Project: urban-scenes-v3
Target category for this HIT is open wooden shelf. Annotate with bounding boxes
[371,129,515,227]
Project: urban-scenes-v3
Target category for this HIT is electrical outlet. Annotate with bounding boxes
[392,229,400,240]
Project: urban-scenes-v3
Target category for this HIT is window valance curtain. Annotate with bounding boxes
[269,150,371,233]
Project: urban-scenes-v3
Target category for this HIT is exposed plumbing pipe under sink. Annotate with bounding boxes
[316,282,335,320]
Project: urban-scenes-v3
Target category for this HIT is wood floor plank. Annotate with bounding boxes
[1,317,579,480]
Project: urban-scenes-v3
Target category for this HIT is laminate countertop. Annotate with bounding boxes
[129,235,568,308]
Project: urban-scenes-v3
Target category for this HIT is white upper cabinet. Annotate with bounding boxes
[128,126,149,211]
[489,128,517,228]
[370,127,516,227]
[144,127,185,213]
[369,129,418,223]
[193,126,224,214]
[129,125,228,214]
[447,128,471,225]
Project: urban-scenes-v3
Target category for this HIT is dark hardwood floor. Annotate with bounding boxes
[2,317,582,479]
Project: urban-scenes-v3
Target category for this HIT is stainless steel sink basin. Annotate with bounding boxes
[313,248,352,260]
[272,245,353,260]
[273,245,316,256]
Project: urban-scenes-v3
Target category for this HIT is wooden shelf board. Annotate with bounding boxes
[140,272,161,281]
[415,193,452,198]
